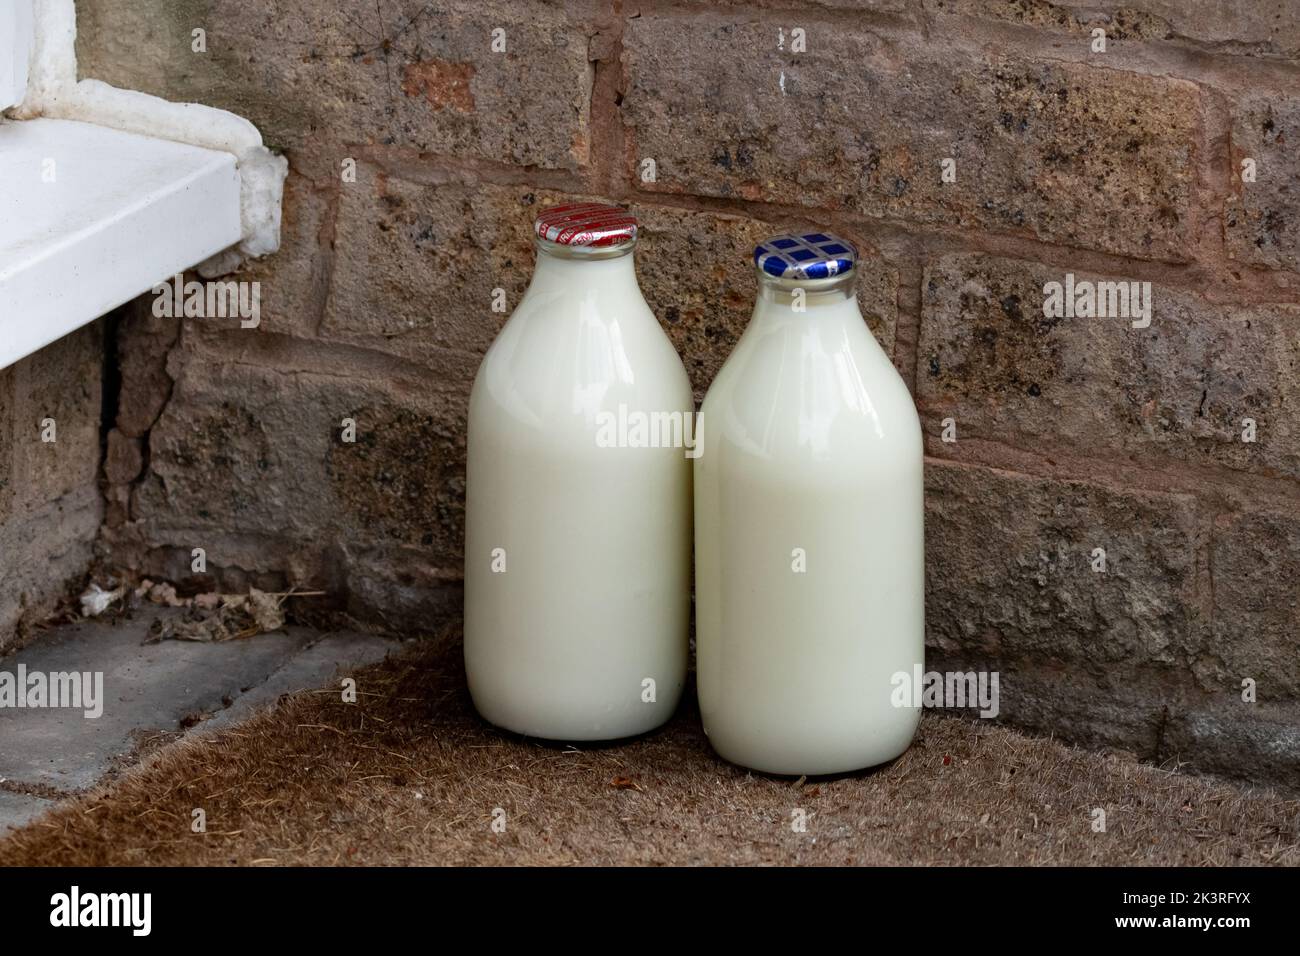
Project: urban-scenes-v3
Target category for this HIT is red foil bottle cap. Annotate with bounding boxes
[534,202,638,247]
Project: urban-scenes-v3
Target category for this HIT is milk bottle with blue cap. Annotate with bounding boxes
[694,232,925,775]
[464,203,693,741]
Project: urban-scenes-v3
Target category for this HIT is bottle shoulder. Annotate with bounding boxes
[699,312,921,460]
[472,288,692,427]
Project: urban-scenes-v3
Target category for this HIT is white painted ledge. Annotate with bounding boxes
[0,0,285,371]
[0,118,241,369]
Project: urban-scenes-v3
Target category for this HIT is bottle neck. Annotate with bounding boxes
[752,269,858,322]
[530,240,640,293]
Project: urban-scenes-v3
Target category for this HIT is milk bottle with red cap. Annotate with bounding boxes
[694,232,925,775]
[464,203,693,741]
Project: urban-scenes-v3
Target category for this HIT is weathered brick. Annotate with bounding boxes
[923,0,1300,57]
[922,657,1172,758]
[226,173,331,339]
[1226,92,1300,274]
[925,458,1204,669]
[337,544,463,631]
[326,401,466,566]
[0,488,100,652]
[631,204,899,398]
[0,333,102,647]
[928,656,1300,786]
[321,173,539,364]
[1209,507,1300,697]
[136,357,336,536]
[119,329,472,628]
[134,333,469,568]
[12,324,103,511]
[1164,703,1300,787]
[104,429,144,486]
[623,11,1199,260]
[0,367,13,524]
[919,253,1300,479]
[75,0,594,172]
[114,303,179,440]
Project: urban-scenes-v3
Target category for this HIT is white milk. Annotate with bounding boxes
[695,236,924,775]
[464,206,692,741]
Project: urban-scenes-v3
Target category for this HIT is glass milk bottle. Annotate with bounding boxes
[694,233,924,775]
[464,203,693,740]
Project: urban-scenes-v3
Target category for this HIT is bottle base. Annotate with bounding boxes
[707,745,914,777]
[703,715,921,777]
[469,692,681,744]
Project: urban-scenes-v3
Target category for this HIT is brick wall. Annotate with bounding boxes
[0,326,104,652]
[74,1,1300,783]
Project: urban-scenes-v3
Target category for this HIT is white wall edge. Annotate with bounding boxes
[0,118,243,371]
[11,0,287,275]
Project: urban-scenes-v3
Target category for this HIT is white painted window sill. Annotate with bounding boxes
[0,117,242,369]
[0,0,285,372]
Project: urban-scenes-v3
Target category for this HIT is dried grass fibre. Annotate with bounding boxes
[3,627,1297,866]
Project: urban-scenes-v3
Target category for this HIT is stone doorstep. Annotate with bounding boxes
[0,611,395,836]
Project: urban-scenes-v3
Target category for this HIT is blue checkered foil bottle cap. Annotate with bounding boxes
[753,232,857,280]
